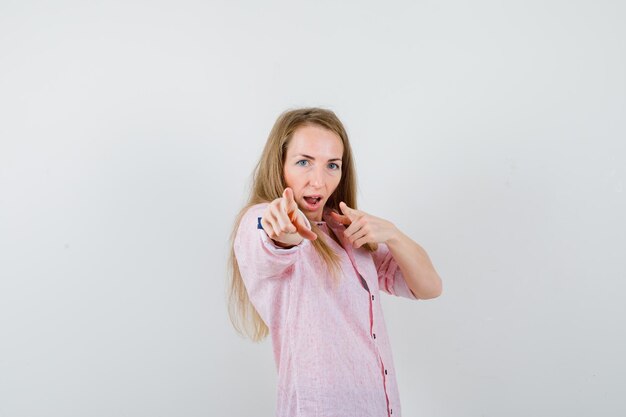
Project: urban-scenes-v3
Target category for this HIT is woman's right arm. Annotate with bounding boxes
[234,188,317,280]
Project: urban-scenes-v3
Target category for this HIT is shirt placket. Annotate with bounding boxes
[339,234,395,417]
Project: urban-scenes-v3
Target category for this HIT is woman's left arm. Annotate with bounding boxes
[332,201,443,300]
[385,228,442,299]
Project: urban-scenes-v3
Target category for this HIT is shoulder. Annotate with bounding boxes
[240,202,270,224]
[246,202,270,214]
[236,203,269,236]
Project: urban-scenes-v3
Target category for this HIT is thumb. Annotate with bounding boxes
[293,211,317,241]
[330,210,351,225]
[339,201,359,220]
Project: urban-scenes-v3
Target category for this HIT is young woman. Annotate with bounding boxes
[227,107,442,417]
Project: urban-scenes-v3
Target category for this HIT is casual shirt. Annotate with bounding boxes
[234,202,418,417]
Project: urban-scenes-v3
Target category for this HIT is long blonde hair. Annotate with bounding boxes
[227,107,375,342]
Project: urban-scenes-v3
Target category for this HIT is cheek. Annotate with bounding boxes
[283,167,292,184]
[283,167,299,189]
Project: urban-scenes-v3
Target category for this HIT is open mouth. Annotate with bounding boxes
[303,195,323,209]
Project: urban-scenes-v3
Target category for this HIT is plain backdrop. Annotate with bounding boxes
[1,1,625,416]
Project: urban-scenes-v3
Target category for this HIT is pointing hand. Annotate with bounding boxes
[330,202,397,249]
[261,188,317,246]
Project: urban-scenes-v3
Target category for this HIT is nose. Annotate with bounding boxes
[308,166,324,188]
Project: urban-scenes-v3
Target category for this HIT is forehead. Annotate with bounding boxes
[286,124,343,156]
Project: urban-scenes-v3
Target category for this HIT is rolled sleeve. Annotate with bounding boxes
[372,243,418,300]
[234,203,311,281]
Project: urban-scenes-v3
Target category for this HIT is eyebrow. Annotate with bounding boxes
[294,154,342,162]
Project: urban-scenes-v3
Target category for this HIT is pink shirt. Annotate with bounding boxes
[234,203,418,417]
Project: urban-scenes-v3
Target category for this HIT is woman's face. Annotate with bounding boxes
[283,124,344,222]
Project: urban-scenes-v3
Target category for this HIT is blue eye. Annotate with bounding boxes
[296,160,340,170]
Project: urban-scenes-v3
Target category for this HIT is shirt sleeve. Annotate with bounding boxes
[371,242,418,300]
[233,203,312,282]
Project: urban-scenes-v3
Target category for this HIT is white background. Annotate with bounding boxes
[1,1,625,416]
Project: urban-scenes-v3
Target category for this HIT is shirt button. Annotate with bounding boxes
[391,409,393,414]
[373,333,376,339]
[385,369,388,375]
[371,295,374,300]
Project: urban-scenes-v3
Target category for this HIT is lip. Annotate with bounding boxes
[301,195,324,211]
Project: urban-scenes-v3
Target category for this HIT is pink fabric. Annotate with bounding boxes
[234,203,418,417]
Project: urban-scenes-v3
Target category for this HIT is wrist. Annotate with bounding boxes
[385,225,403,246]
[272,233,305,248]
[273,239,295,249]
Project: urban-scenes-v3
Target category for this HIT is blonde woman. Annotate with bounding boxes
[227,107,442,417]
